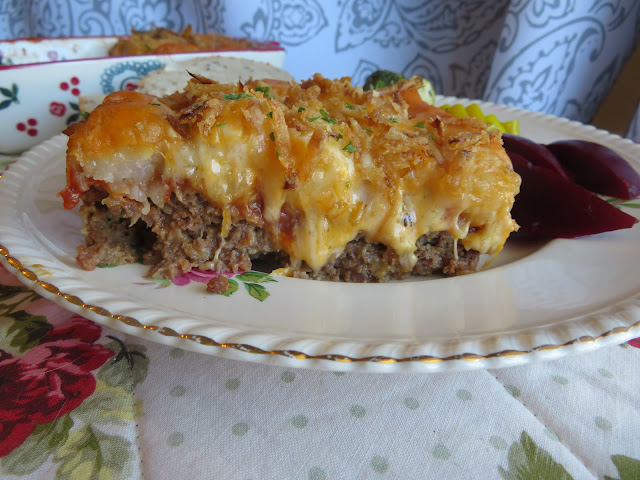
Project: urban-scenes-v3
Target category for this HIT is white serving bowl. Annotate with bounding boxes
[0,37,285,154]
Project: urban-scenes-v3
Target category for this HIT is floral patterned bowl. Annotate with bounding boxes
[0,38,285,154]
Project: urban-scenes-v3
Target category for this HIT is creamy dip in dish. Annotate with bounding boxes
[79,56,295,112]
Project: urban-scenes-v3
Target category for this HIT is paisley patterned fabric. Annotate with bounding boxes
[0,0,638,130]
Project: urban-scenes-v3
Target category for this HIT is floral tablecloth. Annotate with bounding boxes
[1,262,640,479]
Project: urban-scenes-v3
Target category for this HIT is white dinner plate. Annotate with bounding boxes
[1,99,640,372]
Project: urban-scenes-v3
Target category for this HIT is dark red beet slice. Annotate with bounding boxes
[545,140,640,200]
[502,133,571,181]
[508,152,638,238]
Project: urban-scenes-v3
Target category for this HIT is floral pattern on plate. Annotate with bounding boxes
[135,269,277,302]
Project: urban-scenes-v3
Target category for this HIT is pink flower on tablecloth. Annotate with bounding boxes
[171,269,238,286]
[628,338,640,349]
[0,315,113,457]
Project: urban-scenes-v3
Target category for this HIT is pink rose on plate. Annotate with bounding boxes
[49,102,66,117]
[172,269,238,286]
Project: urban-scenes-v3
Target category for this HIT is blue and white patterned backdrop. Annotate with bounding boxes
[0,0,638,132]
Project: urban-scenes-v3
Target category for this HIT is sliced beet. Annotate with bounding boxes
[545,140,640,200]
[502,133,571,181]
[508,152,638,238]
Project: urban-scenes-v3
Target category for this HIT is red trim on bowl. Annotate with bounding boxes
[0,48,285,71]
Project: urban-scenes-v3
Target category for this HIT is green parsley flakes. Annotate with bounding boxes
[319,109,338,124]
[269,132,275,141]
[255,85,274,98]
[223,93,254,101]
[215,122,228,127]
[343,141,358,153]
[310,109,338,124]
[266,111,273,118]
[414,121,425,128]
[389,117,398,123]
[298,107,306,112]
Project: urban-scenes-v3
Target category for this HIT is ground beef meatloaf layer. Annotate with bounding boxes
[76,186,480,282]
[61,74,520,282]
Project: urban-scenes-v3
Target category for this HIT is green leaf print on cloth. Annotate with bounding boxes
[6,311,53,353]
[0,285,35,303]
[0,285,40,321]
[498,431,574,480]
[53,425,134,480]
[1,416,74,476]
[73,381,138,426]
[99,336,150,392]
[604,455,640,480]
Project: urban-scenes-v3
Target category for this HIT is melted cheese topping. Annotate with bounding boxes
[64,76,520,273]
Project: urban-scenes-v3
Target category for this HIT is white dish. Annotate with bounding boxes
[0,38,285,154]
[0,36,120,65]
[0,35,284,66]
[1,99,639,372]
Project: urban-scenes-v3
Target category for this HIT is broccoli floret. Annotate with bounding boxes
[363,70,437,106]
[363,70,406,91]
[416,78,436,106]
